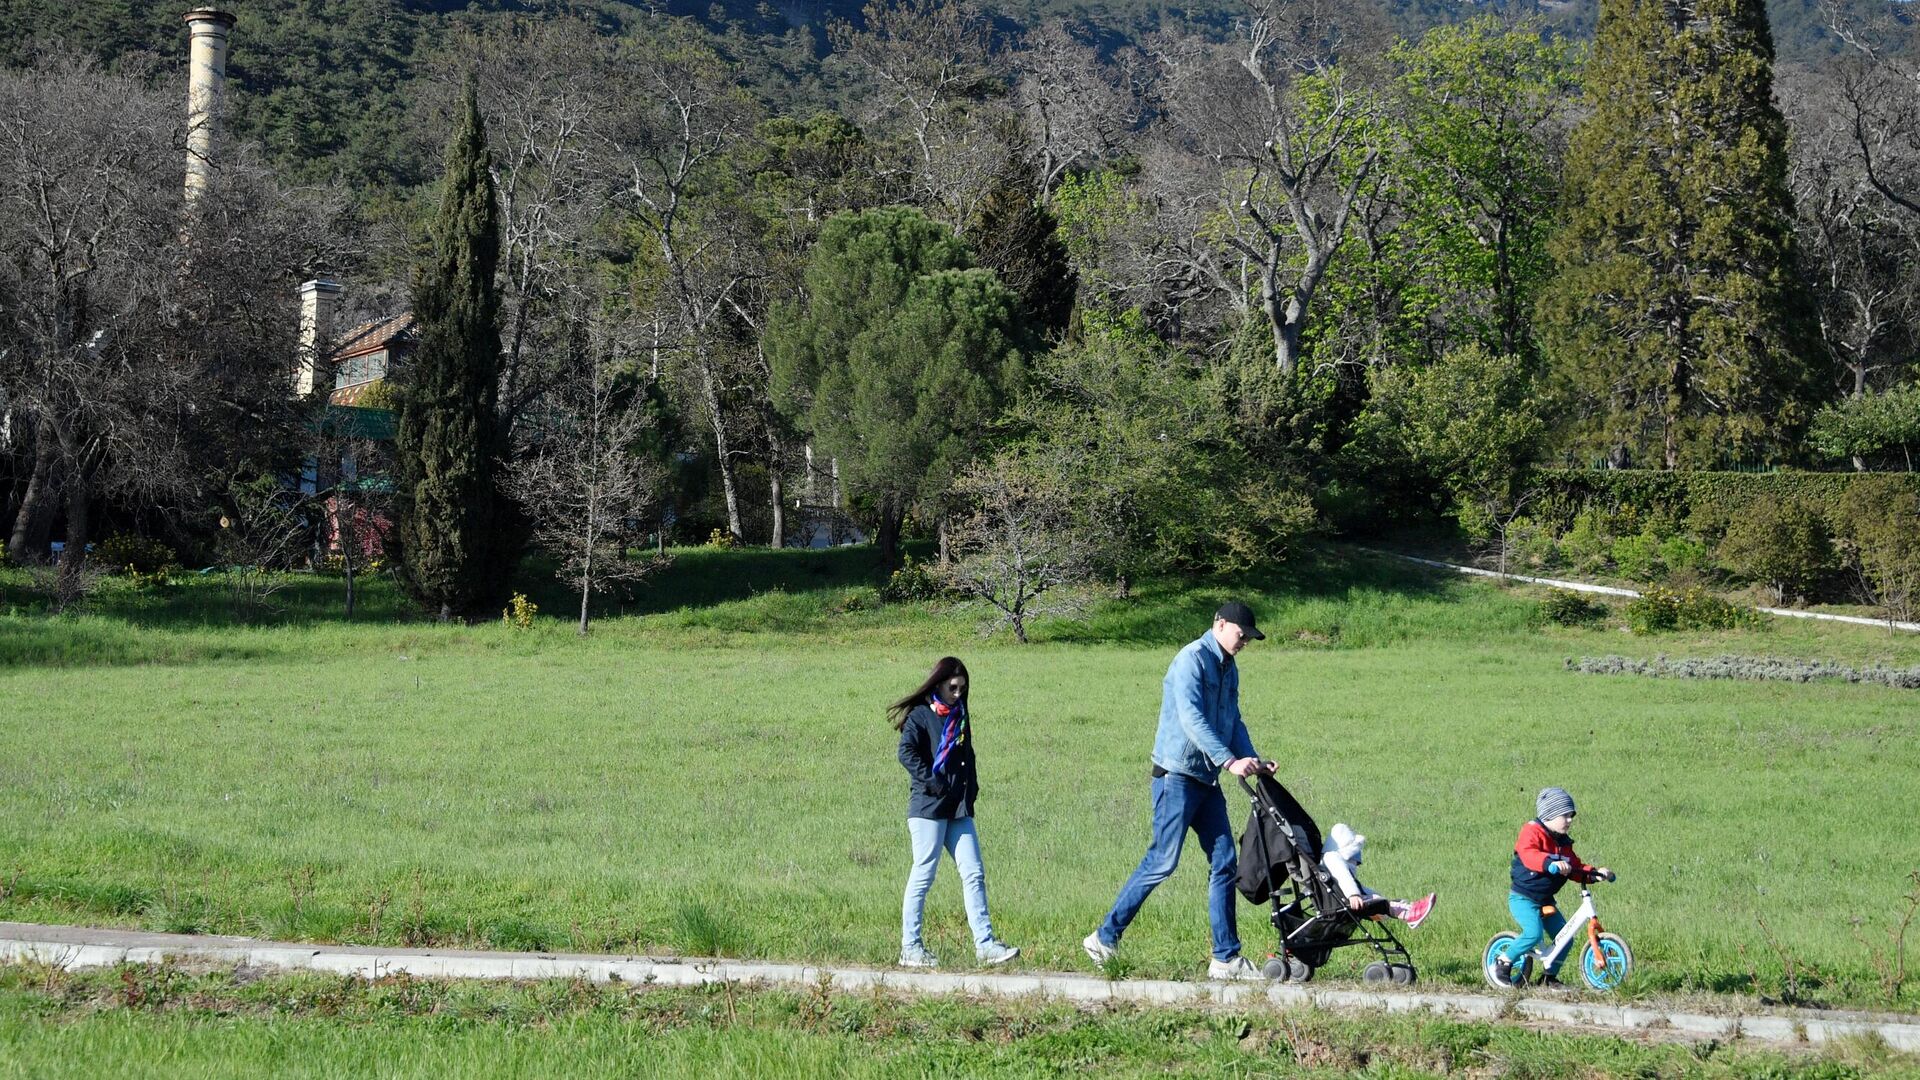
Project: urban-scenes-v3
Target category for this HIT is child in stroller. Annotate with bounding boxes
[1235,774,1419,984]
[1322,823,1436,929]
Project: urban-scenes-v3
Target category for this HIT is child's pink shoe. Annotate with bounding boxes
[1403,893,1436,930]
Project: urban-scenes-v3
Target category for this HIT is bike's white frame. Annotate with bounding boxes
[1518,886,1605,976]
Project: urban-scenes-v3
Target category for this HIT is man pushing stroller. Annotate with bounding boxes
[1084,601,1276,981]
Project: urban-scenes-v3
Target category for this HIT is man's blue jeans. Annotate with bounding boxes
[1096,773,1241,961]
[902,816,995,949]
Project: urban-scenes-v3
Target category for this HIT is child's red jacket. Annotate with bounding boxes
[1509,819,1599,902]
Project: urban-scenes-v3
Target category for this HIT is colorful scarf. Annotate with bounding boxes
[929,696,968,775]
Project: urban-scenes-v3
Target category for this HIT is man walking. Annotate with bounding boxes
[1085,601,1276,980]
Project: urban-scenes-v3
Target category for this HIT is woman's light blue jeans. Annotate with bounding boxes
[902,816,995,949]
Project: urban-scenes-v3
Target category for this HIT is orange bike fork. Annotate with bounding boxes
[1586,918,1605,971]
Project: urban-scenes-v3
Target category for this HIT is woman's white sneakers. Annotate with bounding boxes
[898,943,939,968]
[1082,932,1118,964]
[977,939,1020,966]
[1207,955,1265,981]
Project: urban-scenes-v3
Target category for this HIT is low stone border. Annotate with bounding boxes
[3,922,1917,1052]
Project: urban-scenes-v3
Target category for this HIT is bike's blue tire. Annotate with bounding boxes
[1579,933,1633,991]
[1482,932,1529,990]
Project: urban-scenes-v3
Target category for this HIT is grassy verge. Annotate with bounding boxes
[1,964,1913,1079]
[2,544,1918,1013]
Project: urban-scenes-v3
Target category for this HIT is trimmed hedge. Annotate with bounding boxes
[1532,469,1920,536]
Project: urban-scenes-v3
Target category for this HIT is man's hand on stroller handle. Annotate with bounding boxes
[1227,757,1276,777]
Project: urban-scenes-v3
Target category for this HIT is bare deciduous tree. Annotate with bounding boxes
[607,29,762,541]
[504,299,668,635]
[1010,23,1148,201]
[1,56,344,602]
[1155,0,1386,379]
[830,0,1013,230]
[936,451,1093,643]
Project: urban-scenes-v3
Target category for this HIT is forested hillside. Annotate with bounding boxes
[0,0,1900,190]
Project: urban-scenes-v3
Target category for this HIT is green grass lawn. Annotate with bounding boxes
[3,545,1919,1014]
[1,966,1912,1079]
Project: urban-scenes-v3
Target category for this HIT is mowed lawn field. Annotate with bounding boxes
[3,546,1919,1014]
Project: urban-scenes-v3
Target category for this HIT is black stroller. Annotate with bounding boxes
[1235,774,1417,985]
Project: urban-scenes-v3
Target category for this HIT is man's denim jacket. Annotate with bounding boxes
[1150,631,1257,784]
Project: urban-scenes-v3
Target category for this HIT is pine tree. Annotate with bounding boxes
[767,208,1026,564]
[1538,0,1820,469]
[392,82,514,622]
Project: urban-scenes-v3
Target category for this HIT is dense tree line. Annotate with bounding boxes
[5,0,1920,624]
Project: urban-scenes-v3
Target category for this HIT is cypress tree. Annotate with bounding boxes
[1538,0,1820,469]
[392,82,513,621]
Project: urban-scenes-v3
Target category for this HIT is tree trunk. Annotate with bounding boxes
[937,515,950,567]
[8,426,56,564]
[339,503,357,620]
[769,467,785,549]
[697,358,744,540]
[876,499,904,567]
[56,463,91,595]
[578,524,593,636]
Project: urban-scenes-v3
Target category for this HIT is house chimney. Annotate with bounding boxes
[182,9,237,203]
[295,279,344,397]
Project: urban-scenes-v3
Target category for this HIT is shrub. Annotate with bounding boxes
[501,593,537,630]
[879,554,944,603]
[1626,585,1763,634]
[1715,500,1831,605]
[126,567,173,590]
[1832,477,1920,624]
[1509,518,1561,571]
[1559,509,1614,575]
[1658,534,1708,577]
[1541,588,1607,626]
[96,533,177,575]
[1568,654,1920,690]
[1610,530,1664,582]
[706,528,738,549]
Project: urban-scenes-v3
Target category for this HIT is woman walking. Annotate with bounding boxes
[892,656,1019,968]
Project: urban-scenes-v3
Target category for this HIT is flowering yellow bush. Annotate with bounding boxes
[502,593,538,630]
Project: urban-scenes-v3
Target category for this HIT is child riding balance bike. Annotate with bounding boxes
[1483,787,1632,991]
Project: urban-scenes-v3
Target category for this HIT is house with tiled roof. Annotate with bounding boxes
[294,280,409,557]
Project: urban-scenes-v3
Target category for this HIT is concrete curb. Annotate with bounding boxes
[4,923,1918,1052]
[1377,551,1920,634]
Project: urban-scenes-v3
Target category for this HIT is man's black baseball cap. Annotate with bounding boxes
[1215,600,1265,639]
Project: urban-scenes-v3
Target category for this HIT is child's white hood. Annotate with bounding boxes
[1328,822,1366,864]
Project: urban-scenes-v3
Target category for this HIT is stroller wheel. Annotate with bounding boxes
[1363,962,1390,984]
[1262,956,1291,981]
[1388,963,1417,986]
[1286,957,1313,983]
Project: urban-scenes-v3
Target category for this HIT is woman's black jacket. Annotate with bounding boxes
[897,703,978,820]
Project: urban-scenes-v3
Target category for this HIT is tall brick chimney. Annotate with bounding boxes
[182,9,237,203]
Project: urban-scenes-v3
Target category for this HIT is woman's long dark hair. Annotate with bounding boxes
[888,656,969,731]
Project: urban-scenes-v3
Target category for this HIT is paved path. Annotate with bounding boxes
[4,922,1917,1052]
[1377,550,1920,634]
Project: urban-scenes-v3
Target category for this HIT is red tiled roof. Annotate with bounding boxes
[328,312,416,362]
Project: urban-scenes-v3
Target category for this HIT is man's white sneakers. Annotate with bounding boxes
[1208,955,1265,981]
[1082,932,1117,964]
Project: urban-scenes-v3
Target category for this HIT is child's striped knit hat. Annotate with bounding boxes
[1536,787,1576,821]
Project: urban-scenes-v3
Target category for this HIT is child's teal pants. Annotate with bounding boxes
[1499,892,1568,976]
